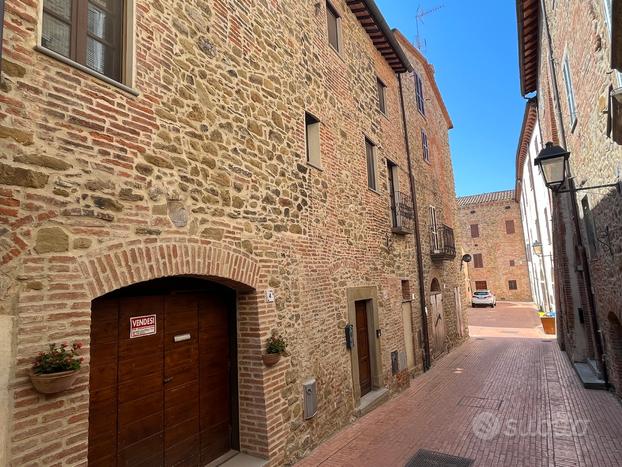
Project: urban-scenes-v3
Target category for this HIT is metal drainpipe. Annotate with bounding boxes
[539,0,608,383]
[398,73,431,371]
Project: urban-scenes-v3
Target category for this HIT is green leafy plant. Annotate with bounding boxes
[32,342,83,375]
[266,335,287,355]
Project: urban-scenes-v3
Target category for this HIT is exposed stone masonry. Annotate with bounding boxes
[458,191,532,302]
[0,0,465,465]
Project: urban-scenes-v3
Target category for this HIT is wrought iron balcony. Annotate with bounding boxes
[390,191,414,234]
[430,224,456,260]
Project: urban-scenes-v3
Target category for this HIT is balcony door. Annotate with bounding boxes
[387,160,399,228]
[429,206,439,250]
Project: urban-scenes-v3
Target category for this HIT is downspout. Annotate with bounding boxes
[539,0,608,383]
[398,73,431,371]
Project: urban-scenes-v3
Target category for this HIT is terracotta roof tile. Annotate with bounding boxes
[457,190,517,208]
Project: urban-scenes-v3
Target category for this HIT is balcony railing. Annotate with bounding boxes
[430,224,456,260]
[390,191,414,234]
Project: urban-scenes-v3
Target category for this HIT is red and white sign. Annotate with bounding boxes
[130,314,157,339]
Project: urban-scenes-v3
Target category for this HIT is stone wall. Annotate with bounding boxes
[0,0,464,465]
[458,193,533,302]
[396,33,469,356]
[534,0,622,393]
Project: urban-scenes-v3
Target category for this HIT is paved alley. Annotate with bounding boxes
[297,303,622,466]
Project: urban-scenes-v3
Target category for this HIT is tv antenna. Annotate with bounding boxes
[415,3,444,51]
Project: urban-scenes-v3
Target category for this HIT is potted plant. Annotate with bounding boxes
[262,335,287,367]
[540,311,556,335]
[30,342,83,394]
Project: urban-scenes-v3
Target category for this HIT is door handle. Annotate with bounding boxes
[164,377,173,384]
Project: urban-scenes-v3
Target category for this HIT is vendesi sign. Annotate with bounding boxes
[130,315,157,338]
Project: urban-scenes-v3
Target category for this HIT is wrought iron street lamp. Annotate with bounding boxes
[532,240,543,257]
[533,143,570,190]
[532,240,553,258]
[534,142,622,194]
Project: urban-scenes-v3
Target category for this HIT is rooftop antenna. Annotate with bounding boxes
[415,3,444,51]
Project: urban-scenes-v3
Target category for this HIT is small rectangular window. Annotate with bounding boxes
[365,138,377,191]
[401,280,411,301]
[473,253,483,269]
[562,56,577,126]
[505,220,515,234]
[421,130,429,162]
[510,260,516,267]
[475,281,488,290]
[508,280,518,290]
[305,113,321,167]
[42,0,124,81]
[326,2,341,52]
[470,224,479,238]
[414,72,425,115]
[377,78,387,114]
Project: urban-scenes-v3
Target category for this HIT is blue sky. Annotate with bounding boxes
[376,0,526,197]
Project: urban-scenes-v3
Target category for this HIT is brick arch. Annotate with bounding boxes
[77,238,261,299]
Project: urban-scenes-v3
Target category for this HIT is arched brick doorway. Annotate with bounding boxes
[89,277,238,466]
[607,312,622,396]
[8,239,275,467]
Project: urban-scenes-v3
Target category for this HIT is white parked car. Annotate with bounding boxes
[472,290,496,308]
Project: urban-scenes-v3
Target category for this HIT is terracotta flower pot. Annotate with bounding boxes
[262,353,281,367]
[541,317,556,335]
[30,369,79,394]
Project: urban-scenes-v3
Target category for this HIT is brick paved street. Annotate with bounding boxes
[297,303,622,466]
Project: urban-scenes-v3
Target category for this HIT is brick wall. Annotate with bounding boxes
[533,0,622,390]
[458,192,532,302]
[396,33,469,355]
[0,1,465,465]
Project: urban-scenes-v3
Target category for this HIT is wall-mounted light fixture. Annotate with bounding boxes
[532,240,553,258]
[534,142,622,194]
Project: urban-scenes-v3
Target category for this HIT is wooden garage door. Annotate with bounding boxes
[89,289,234,467]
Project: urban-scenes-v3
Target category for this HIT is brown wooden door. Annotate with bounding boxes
[164,294,200,466]
[355,301,372,396]
[117,296,165,467]
[89,298,120,467]
[89,284,235,467]
[198,294,232,464]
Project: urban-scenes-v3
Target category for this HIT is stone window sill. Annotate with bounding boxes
[34,46,140,97]
[307,161,324,171]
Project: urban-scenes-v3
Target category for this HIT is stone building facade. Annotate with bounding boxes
[395,32,468,361]
[457,191,532,302]
[516,0,622,395]
[0,0,465,465]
